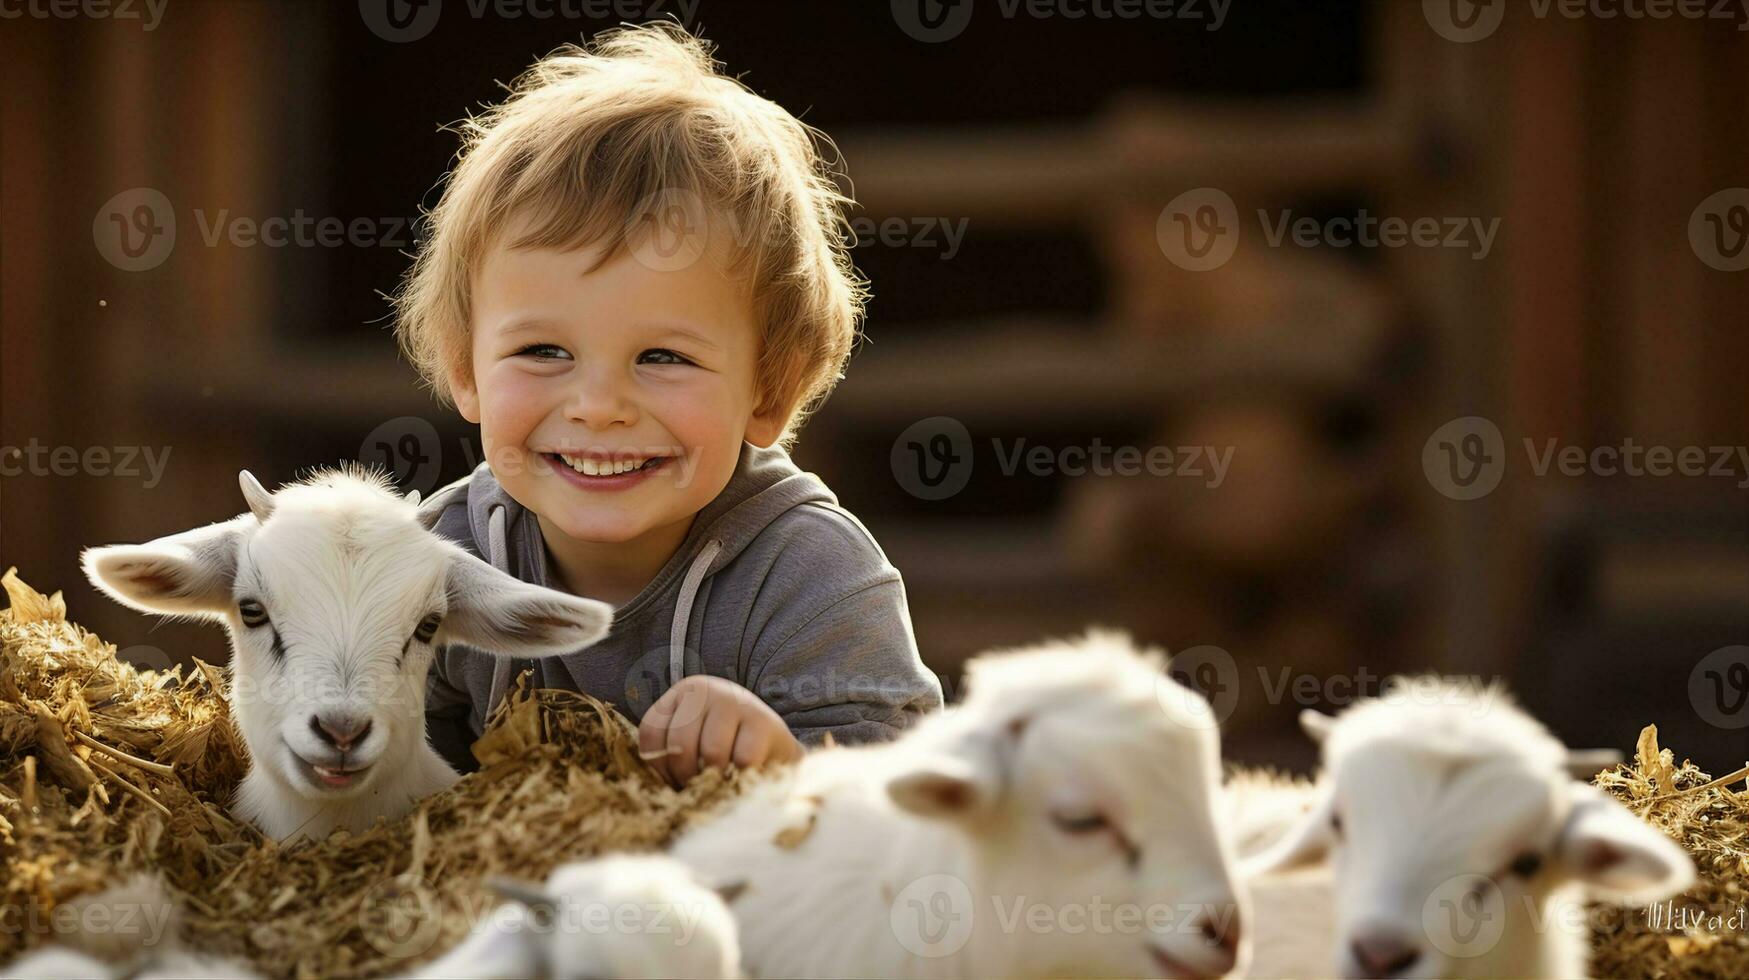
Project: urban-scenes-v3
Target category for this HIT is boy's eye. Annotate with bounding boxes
[513,343,570,360]
[638,348,694,366]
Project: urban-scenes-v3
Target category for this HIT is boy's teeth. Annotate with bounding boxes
[556,453,653,476]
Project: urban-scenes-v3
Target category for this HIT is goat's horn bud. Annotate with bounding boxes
[238,470,275,522]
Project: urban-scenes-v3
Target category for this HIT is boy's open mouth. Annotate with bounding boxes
[545,452,671,478]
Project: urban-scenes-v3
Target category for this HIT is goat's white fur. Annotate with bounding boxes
[0,873,260,979]
[669,630,1248,979]
[1241,678,1695,979]
[406,854,742,980]
[82,467,613,843]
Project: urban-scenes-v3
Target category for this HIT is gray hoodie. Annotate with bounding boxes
[419,442,944,773]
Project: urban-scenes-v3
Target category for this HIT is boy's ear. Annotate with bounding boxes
[744,392,795,450]
[447,364,481,424]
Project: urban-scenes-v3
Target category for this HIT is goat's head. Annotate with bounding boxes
[82,467,613,803]
[1249,679,1693,979]
[882,630,1246,979]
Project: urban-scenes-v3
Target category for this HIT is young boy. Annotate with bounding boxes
[395,23,943,785]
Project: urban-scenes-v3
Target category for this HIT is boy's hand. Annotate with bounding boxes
[638,675,803,787]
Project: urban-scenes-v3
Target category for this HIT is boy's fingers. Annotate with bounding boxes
[730,721,774,769]
[697,706,742,773]
[638,695,683,785]
[637,717,673,786]
[665,703,706,786]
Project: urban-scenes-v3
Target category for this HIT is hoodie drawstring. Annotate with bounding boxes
[485,495,721,711]
[670,540,722,688]
[484,503,514,716]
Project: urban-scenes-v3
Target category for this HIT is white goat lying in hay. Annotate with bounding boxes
[407,855,742,980]
[82,468,613,843]
[670,630,1248,979]
[1241,677,1695,980]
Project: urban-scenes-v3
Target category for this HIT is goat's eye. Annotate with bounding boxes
[1508,852,1542,878]
[1331,811,1343,836]
[238,599,269,628]
[1050,811,1109,835]
[414,613,443,643]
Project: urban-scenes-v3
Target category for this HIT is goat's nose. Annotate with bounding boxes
[310,714,372,751]
[1193,906,1242,974]
[1350,928,1421,978]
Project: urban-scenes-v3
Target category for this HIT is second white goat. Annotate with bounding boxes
[670,630,1248,979]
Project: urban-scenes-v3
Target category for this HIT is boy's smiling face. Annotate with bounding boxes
[452,222,782,550]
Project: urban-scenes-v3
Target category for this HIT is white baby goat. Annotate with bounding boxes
[670,630,1248,980]
[82,468,613,843]
[1243,678,1694,980]
[407,855,742,980]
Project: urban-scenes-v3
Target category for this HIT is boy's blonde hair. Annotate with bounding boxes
[393,22,867,446]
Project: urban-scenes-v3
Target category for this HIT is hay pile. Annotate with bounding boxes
[6,566,1747,979]
[1591,726,1749,979]
[0,569,741,978]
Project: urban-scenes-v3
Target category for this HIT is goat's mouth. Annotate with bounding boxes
[289,750,373,791]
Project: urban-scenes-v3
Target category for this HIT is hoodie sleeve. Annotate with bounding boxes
[742,510,944,745]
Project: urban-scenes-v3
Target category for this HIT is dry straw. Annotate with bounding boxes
[0,568,741,978]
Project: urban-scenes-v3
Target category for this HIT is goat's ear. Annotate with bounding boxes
[1556,783,1695,903]
[441,551,613,657]
[485,876,556,918]
[82,516,249,619]
[886,723,1012,822]
[1242,786,1337,879]
[1298,709,1335,745]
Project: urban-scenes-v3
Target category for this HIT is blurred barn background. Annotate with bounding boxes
[4,0,1746,773]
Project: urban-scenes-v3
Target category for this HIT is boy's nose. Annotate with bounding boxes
[566,371,639,428]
